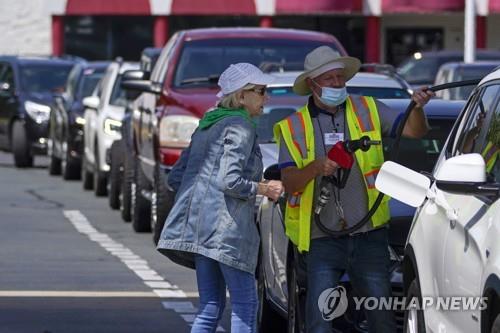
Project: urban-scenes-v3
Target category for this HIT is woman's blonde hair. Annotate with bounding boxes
[218,84,256,109]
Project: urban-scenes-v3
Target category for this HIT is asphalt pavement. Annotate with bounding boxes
[0,151,231,333]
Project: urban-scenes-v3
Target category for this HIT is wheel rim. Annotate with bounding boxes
[131,182,136,219]
[406,308,418,333]
[151,191,157,230]
[61,141,68,171]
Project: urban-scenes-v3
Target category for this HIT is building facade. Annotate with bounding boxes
[1,0,500,66]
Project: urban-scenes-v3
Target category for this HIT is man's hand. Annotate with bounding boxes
[412,87,435,108]
[315,157,339,176]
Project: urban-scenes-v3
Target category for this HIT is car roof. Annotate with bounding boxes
[439,61,500,70]
[268,71,406,89]
[380,98,465,118]
[416,49,500,58]
[180,27,341,44]
[478,67,500,85]
[0,55,75,66]
[82,61,110,70]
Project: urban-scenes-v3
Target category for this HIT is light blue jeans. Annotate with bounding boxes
[191,255,258,333]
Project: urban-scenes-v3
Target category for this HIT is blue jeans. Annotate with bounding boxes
[305,228,396,333]
[191,255,258,333]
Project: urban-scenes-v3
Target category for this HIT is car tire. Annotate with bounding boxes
[61,139,80,180]
[492,312,500,333]
[120,149,134,222]
[108,141,122,210]
[93,145,107,197]
[81,152,94,190]
[257,257,286,333]
[287,255,306,333]
[131,157,151,233]
[12,121,33,168]
[151,164,174,244]
[404,279,426,333]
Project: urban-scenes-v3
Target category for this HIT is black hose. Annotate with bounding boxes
[315,78,482,237]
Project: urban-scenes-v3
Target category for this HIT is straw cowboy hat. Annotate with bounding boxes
[293,46,361,95]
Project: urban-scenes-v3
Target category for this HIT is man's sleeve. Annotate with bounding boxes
[278,136,296,169]
[376,99,404,138]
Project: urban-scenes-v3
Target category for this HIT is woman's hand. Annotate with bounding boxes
[258,180,283,201]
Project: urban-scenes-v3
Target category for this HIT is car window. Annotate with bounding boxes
[0,64,15,89]
[173,39,342,88]
[19,64,72,94]
[398,58,440,85]
[78,67,106,99]
[65,65,80,100]
[453,65,499,100]
[454,84,500,157]
[109,74,127,107]
[384,118,455,172]
[255,107,297,144]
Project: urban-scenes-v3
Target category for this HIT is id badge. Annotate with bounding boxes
[324,132,344,145]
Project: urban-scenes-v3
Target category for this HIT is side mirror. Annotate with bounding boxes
[83,96,100,110]
[122,69,147,81]
[375,161,431,207]
[121,80,161,95]
[264,164,281,181]
[0,81,13,97]
[434,153,499,197]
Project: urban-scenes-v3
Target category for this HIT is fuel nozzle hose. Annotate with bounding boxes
[314,79,481,237]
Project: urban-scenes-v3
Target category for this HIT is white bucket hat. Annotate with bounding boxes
[293,46,361,96]
[217,63,274,98]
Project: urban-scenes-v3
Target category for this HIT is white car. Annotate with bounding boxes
[376,69,500,333]
[81,61,139,196]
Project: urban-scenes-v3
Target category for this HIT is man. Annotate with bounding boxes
[274,46,434,332]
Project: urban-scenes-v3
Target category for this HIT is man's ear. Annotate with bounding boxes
[305,77,315,93]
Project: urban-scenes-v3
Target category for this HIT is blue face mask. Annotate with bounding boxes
[312,80,348,107]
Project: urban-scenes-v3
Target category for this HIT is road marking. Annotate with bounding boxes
[63,210,224,331]
[0,291,157,297]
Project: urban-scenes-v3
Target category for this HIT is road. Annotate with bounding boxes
[0,151,231,333]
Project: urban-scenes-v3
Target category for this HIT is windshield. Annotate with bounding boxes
[174,39,342,88]
[109,74,128,107]
[397,58,441,85]
[383,118,454,172]
[79,68,106,98]
[454,65,498,100]
[20,64,73,94]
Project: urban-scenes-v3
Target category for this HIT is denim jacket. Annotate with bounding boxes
[156,116,263,274]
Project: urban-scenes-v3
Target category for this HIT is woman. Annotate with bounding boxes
[157,63,283,333]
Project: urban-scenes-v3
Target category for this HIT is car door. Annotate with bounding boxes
[426,83,500,333]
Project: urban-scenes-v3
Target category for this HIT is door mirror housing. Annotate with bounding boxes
[82,96,100,110]
[121,80,161,95]
[122,69,147,81]
[375,161,431,207]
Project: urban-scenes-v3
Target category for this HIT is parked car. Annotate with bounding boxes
[108,47,161,213]
[122,27,348,236]
[81,60,139,196]
[375,68,500,333]
[0,56,75,167]
[397,50,500,88]
[256,98,465,332]
[434,61,500,100]
[48,61,109,179]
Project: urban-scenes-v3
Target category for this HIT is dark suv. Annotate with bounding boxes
[48,61,109,179]
[0,56,75,167]
[122,27,347,237]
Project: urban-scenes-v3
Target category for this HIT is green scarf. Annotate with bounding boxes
[198,107,255,129]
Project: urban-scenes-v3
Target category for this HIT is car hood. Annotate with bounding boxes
[259,142,415,219]
[167,88,219,118]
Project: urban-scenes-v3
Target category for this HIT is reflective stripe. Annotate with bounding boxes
[348,96,375,132]
[364,168,380,189]
[288,193,301,207]
[483,143,499,163]
[288,113,307,159]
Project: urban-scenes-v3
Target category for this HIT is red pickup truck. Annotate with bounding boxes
[123,27,347,238]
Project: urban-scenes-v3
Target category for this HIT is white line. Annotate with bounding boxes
[0,291,157,297]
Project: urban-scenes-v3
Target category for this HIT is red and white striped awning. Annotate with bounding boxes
[52,0,500,16]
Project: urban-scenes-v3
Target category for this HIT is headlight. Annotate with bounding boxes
[103,118,122,136]
[159,115,199,148]
[25,101,50,123]
[75,116,86,125]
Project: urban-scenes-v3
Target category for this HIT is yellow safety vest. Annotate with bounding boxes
[274,96,390,252]
[481,141,499,173]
